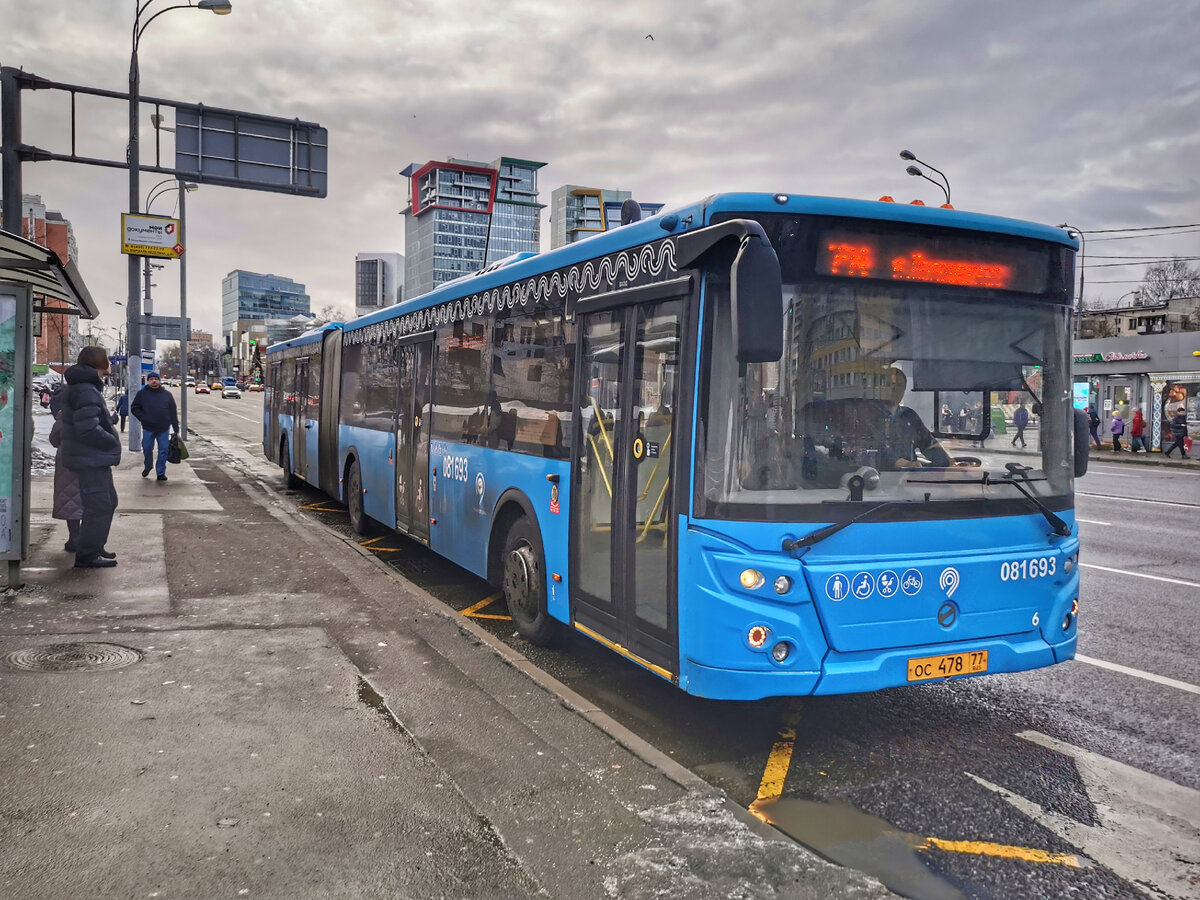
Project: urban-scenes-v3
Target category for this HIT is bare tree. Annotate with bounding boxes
[315,302,350,325]
[1139,258,1200,304]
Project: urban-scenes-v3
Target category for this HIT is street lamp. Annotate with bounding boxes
[900,149,951,207]
[127,0,231,450]
[1058,223,1086,337]
[146,171,198,440]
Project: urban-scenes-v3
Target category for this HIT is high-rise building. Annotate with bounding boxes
[7,195,79,370]
[355,252,404,319]
[549,185,665,249]
[400,156,546,299]
[222,269,310,342]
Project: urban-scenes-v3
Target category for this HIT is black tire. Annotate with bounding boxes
[280,437,302,489]
[346,459,370,535]
[502,516,562,647]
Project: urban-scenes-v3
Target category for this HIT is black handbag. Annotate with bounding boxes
[167,433,188,464]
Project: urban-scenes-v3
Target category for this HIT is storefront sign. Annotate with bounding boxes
[1074,350,1150,364]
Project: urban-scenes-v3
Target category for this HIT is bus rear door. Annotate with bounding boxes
[571,291,685,679]
[395,334,433,543]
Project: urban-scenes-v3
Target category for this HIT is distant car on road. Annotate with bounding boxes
[186,379,196,388]
[247,383,265,392]
[222,385,242,399]
[210,381,223,392]
[194,383,211,394]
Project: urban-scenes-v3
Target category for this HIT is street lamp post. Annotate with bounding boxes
[899,149,951,207]
[146,176,197,440]
[126,0,231,450]
[1058,223,1086,338]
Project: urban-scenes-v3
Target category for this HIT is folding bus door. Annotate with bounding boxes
[294,358,310,482]
[395,334,433,543]
[571,289,685,678]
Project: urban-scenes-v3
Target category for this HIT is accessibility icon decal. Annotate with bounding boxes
[877,569,899,598]
[825,574,850,602]
[901,568,923,595]
[852,572,875,600]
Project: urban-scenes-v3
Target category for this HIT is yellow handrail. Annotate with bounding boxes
[587,432,614,499]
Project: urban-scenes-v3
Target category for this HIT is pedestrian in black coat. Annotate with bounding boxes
[1164,407,1189,459]
[59,347,121,567]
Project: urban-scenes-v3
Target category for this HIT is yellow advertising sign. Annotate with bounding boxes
[121,213,184,259]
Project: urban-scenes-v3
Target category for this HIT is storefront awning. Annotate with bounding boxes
[0,229,98,318]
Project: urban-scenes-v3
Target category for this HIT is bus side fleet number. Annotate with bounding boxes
[1000,556,1056,581]
[443,455,470,482]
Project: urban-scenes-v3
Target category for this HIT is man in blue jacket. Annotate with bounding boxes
[60,346,122,568]
[131,371,179,481]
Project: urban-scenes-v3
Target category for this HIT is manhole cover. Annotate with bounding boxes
[0,642,144,673]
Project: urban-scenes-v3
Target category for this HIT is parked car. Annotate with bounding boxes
[222,385,242,399]
[194,383,211,394]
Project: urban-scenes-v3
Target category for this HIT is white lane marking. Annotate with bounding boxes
[1077,492,1200,508]
[1074,654,1200,695]
[1089,464,1195,478]
[1083,469,1138,478]
[969,732,1200,900]
[217,409,262,425]
[1079,562,1200,589]
[1074,519,1111,526]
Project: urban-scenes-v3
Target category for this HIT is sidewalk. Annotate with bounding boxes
[0,434,892,898]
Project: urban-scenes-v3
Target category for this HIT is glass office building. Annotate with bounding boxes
[401,157,546,299]
[222,270,311,340]
[549,185,665,249]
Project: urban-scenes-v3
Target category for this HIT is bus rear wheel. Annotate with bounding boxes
[346,459,370,535]
[280,437,301,489]
[502,517,562,647]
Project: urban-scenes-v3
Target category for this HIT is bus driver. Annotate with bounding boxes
[877,367,952,470]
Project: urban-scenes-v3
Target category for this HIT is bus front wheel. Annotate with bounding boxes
[346,459,370,535]
[502,517,562,647]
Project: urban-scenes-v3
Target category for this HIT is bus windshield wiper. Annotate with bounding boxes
[782,500,920,554]
[986,463,1071,537]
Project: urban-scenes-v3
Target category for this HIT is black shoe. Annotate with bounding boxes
[75,556,117,568]
[157,474,167,481]
[142,467,151,477]
[98,549,116,560]
[64,542,76,553]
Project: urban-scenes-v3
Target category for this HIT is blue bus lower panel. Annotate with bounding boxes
[677,518,1080,700]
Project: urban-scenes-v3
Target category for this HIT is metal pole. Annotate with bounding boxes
[1,67,22,235]
[125,30,143,451]
[179,181,188,440]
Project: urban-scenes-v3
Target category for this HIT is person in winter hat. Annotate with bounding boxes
[1109,410,1125,452]
[59,346,121,568]
[131,371,179,481]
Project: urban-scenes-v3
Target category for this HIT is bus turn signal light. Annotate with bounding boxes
[747,625,769,648]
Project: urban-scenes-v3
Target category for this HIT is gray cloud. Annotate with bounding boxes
[3,0,1197,337]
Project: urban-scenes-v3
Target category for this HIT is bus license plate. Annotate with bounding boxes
[907,650,988,682]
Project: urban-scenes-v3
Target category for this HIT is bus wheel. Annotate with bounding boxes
[280,437,301,489]
[346,459,370,535]
[502,517,562,647]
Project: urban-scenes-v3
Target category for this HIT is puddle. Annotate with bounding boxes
[750,797,964,900]
[355,676,406,734]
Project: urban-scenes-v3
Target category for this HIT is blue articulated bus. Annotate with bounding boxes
[266,192,1088,700]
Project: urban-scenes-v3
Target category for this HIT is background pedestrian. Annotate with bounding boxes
[1164,407,1189,458]
[131,371,179,481]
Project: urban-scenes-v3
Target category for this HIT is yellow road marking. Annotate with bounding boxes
[461,593,511,621]
[300,502,346,512]
[918,837,1087,868]
[359,536,384,547]
[751,703,803,816]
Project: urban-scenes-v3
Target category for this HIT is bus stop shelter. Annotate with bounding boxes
[0,228,97,587]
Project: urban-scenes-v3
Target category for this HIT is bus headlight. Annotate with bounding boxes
[773,576,792,595]
[740,569,765,590]
[771,641,792,662]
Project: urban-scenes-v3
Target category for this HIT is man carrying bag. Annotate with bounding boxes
[131,371,179,482]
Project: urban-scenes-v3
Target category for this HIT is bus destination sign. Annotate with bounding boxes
[816,228,1049,293]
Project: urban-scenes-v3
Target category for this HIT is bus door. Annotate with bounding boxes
[572,296,684,676]
[294,358,310,480]
[395,334,433,543]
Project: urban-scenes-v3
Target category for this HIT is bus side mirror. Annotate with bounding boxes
[732,234,784,363]
[1073,408,1090,477]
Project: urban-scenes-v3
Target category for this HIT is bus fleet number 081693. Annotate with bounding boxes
[1000,556,1057,581]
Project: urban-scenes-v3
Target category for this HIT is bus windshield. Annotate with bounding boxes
[699,274,1074,521]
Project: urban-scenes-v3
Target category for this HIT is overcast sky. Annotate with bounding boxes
[3,0,1198,344]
